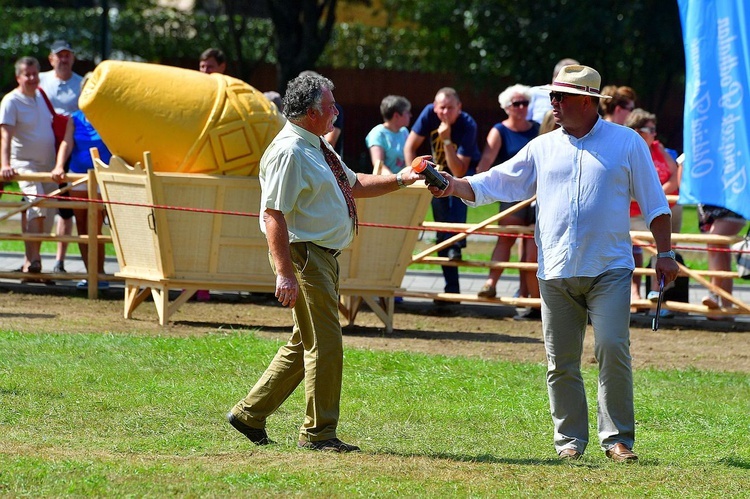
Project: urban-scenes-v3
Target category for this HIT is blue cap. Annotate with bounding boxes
[50,40,74,54]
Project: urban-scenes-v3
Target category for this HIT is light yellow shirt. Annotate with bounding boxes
[259,121,357,250]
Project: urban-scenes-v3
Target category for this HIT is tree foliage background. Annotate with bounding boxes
[0,0,686,145]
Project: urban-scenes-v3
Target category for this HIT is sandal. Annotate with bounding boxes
[477,284,496,298]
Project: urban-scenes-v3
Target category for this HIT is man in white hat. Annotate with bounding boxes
[427,65,679,462]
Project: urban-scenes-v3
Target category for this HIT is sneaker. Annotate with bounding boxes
[227,412,274,445]
[53,261,66,273]
[657,309,674,319]
[646,290,660,302]
[513,307,542,321]
[446,247,462,261]
[76,280,110,290]
[701,293,720,309]
[297,438,360,453]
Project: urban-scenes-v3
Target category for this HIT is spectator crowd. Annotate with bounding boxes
[0,47,747,321]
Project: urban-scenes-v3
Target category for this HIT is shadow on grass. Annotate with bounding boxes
[171,320,289,334]
[719,456,750,469]
[0,312,56,319]
[342,325,543,345]
[380,450,600,467]
[170,320,543,346]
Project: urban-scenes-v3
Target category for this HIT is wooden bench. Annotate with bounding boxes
[94,152,433,330]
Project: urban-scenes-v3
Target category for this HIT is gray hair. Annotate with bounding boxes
[15,56,40,76]
[283,72,334,120]
[624,108,657,130]
[498,84,531,109]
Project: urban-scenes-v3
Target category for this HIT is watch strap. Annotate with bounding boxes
[396,172,406,188]
[657,250,676,259]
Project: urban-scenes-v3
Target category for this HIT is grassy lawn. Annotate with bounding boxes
[1,330,748,496]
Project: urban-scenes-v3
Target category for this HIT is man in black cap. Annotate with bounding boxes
[39,40,83,274]
[40,40,83,116]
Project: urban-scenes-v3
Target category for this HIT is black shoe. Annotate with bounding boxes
[53,262,66,273]
[513,307,542,321]
[297,438,360,453]
[227,412,274,445]
[446,248,462,261]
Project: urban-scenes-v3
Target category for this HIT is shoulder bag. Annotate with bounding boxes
[38,87,69,150]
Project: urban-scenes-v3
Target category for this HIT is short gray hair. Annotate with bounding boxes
[283,72,334,120]
[15,56,40,76]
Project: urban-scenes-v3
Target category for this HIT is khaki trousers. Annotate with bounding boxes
[538,268,635,455]
[232,242,343,442]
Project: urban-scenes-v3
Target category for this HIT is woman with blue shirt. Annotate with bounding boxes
[51,96,112,289]
[365,95,411,174]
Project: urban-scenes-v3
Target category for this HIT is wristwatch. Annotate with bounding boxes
[396,171,406,188]
[443,139,452,146]
[657,250,676,260]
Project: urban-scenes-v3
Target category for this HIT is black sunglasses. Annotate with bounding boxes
[549,92,566,104]
[510,100,530,108]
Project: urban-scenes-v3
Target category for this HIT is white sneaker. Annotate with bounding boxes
[701,293,720,309]
[77,280,110,290]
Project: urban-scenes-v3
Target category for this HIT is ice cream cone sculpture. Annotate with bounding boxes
[79,60,285,175]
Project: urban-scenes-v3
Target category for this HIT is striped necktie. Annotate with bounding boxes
[319,138,358,233]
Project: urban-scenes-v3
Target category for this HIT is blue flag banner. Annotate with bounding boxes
[678,0,750,219]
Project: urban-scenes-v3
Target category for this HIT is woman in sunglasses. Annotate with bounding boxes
[475,84,541,318]
[625,109,679,306]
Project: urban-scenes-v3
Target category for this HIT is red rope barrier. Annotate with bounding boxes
[1,189,747,255]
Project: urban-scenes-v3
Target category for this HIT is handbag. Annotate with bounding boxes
[38,87,69,150]
[733,226,750,280]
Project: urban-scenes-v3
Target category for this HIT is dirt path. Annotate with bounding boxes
[0,285,748,373]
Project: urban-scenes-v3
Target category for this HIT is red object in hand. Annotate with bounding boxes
[411,156,449,190]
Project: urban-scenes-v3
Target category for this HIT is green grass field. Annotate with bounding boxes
[1,330,748,496]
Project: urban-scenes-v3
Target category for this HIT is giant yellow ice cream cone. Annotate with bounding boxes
[79,60,285,175]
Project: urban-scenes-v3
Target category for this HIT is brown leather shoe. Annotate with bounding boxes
[558,448,582,460]
[605,443,638,462]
